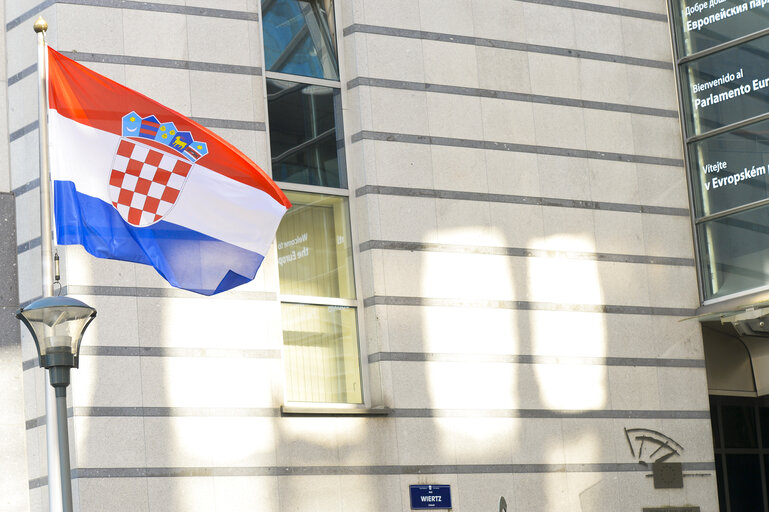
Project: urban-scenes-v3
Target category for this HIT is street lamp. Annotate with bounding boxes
[17,297,96,512]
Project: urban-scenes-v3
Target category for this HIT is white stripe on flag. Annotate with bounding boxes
[49,111,286,255]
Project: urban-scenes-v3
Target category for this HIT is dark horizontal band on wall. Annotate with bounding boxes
[8,64,35,87]
[16,287,278,308]
[347,77,678,119]
[350,131,684,168]
[342,24,673,71]
[368,351,706,369]
[7,0,257,32]
[9,121,38,143]
[78,346,281,359]
[27,461,714,488]
[10,114,261,151]
[25,405,711,431]
[22,345,281,372]
[355,186,690,217]
[516,0,667,21]
[363,296,697,317]
[390,408,710,419]
[61,284,278,301]
[16,237,41,255]
[59,51,262,76]
[360,240,695,267]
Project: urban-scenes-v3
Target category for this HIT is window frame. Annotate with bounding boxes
[667,0,769,305]
[258,0,371,410]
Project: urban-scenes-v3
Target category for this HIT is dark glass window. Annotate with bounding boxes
[711,396,769,512]
[723,405,758,448]
[261,0,339,80]
[697,204,769,300]
[688,120,769,218]
[671,0,769,56]
[266,78,345,188]
[681,34,769,136]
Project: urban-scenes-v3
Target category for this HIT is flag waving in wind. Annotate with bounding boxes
[47,47,290,295]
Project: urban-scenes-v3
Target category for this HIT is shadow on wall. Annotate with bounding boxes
[0,191,31,512]
[413,219,610,510]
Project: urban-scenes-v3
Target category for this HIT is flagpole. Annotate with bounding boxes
[34,17,71,512]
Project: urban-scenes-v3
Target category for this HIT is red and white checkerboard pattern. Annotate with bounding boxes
[109,139,192,227]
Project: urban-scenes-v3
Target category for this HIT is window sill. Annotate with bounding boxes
[280,405,391,417]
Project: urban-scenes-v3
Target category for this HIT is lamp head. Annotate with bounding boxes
[16,296,96,370]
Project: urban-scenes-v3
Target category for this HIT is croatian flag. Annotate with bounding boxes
[47,47,290,295]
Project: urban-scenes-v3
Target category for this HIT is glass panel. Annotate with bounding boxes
[711,397,722,449]
[261,0,339,80]
[726,454,764,511]
[723,405,758,448]
[276,191,355,299]
[671,0,769,56]
[282,303,362,404]
[267,78,345,188]
[715,456,728,512]
[681,34,769,136]
[698,204,769,300]
[688,119,769,218]
[761,407,769,448]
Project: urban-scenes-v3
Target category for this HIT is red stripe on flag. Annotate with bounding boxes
[47,47,290,208]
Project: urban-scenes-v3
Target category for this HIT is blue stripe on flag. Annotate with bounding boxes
[54,180,265,295]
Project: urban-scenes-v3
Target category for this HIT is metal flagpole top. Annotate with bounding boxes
[33,16,48,33]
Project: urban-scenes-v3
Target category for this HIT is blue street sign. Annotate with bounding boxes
[410,485,452,509]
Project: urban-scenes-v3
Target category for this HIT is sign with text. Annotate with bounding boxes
[688,118,769,217]
[671,0,769,55]
[410,485,452,509]
[681,34,769,136]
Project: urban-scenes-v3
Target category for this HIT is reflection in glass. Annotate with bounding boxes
[681,34,769,136]
[722,405,758,448]
[726,454,764,511]
[276,191,355,299]
[689,120,769,218]
[261,0,338,80]
[698,204,769,300]
[267,78,345,187]
[282,303,362,404]
[672,0,769,56]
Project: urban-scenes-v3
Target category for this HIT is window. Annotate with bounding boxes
[710,396,769,512]
[261,0,363,405]
[669,1,769,303]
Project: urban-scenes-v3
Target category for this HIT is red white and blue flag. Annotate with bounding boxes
[47,47,290,295]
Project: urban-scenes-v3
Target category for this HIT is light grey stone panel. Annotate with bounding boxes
[362,33,425,83]
[77,478,149,512]
[56,5,124,55]
[73,416,146,468]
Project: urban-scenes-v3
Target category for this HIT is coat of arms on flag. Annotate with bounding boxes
[110,112,209,227]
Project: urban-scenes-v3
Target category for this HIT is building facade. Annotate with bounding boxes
[0,0,741,511]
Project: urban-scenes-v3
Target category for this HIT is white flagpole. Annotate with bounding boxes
[34,16,70,512]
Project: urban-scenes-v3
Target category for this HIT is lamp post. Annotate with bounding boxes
[17,297,97,512]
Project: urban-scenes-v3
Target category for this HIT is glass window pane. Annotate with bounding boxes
[261,0,339,80]
[681,34,769,136]
[726,454,764,511]
[722,405,758,448]
[267,78,345,188]
[761,407,769,448]
[276,191,355,299]
[671,1,769,56]
[282,303,362,404]
[711,397,722,449]
[715,456,727,512]
[688,120,769,218]
[698,204,769,300]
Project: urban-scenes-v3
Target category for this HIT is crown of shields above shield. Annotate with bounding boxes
[109,138,194,227]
